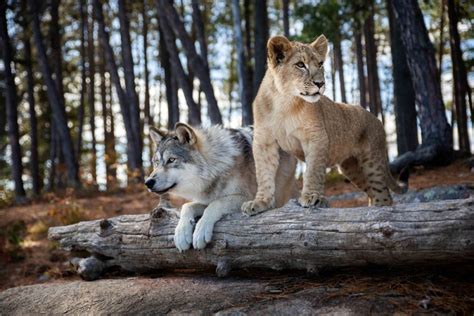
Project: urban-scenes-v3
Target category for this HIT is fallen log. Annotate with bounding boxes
[48,197,474,280]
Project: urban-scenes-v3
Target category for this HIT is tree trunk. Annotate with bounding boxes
[363,1,382,117]
[142,0,153,164]
[76,0,87,170]
[447,0,470,155]
[99,45,117,190]
[387,0,418,155]
[391,0,453,171]
[156,14,200,125]
[354,25,368,109]
[191,0,208,66]
[93,0,142,178]
[0,1,26,200]
[438,0,445,83]
[29,0,79,188]
[243,0,254,104]
[22,0,41,195]
[88,3,98,184]
[48,196,474,281]
[232,0,252,126]
[282,0,289,37]
[253,0,268,95]
[158,0,222,124]
[158,25,179,129]
[330,45,336,100]
[333,37,347,103]
[118,0,143,177]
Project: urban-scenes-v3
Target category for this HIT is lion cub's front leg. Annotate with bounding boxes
[242,139,280,216]
[299,141,329,208]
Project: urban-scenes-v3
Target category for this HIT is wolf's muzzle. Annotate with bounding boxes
[145,178,155,189]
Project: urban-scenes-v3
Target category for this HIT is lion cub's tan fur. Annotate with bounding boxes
[242,35,406,215]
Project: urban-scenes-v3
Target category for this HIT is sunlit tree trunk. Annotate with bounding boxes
[76,0,87,172]
[354,24,367,109]
[282,0,289,37]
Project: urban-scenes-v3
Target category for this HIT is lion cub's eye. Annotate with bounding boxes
[318,61,324,67]
[167,158,176,164]
[296,61,306,68]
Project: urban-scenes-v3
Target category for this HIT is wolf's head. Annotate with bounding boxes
[145,123,204,198]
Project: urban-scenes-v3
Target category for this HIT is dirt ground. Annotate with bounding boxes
[0,160,473,313]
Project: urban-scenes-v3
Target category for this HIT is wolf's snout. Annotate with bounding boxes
[145,178,155,189]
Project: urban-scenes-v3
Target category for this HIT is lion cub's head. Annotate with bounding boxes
[267,34,328,103]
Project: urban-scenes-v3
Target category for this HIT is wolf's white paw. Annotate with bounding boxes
[174,217,195,252]
[192,217,215,250]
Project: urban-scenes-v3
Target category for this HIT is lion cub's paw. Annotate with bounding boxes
[298,192,329,208]
[241,198,274,216]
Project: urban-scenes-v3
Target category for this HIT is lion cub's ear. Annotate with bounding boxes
[267,36,292,68]
[175,122,197,145]
[149,126,167,144]
[311,35,328,59]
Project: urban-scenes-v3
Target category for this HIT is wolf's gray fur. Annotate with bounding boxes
[146,123,297,251]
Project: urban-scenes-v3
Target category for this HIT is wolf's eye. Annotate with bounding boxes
[296,62,306,68]
[167,158,176,164]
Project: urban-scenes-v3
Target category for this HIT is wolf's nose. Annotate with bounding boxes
[313,81,325,88]
[145,178,156,189]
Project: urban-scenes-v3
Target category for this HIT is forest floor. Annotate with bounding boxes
[1,159,473,313]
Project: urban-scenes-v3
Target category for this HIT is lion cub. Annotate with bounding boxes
[242,34,406,215]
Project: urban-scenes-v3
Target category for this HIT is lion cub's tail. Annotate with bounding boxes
[384,163,409,194]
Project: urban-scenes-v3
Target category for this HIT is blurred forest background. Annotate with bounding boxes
[0,0,472,204]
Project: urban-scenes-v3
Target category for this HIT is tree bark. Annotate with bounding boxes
[391,0,453,170]
[438,0,445,83]
[29,0,79,188]
[282,0,289,37]
[232,0,253,126]
[333,37,347,103]
[447,0,470,155]
[158,0,222,124]
[142,0,153,163]
[191,0,208,66]
[93,0,142,177]
[22,1,41,196]
[88,3,98,184]
[253,0,268,95]
[354,25,368,109]
[156,13,200,125]
[49,197,474,281]
[158,24,180,129]
[387,0,418,155]
[243,0,254,104]
[363,1,382,117]
[0,1,26,200]
[76,0,87,169]
[118,0,143,177]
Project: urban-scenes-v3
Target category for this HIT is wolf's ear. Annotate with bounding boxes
[149,127,166,144]
[175,122,197,145]
[311,34,328,60]
[267,36,292,68]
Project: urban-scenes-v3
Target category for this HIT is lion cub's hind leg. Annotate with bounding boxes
[338,157,369,195]
[359,153,393,206]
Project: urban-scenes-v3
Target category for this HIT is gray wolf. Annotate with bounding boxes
[145,123,297,251]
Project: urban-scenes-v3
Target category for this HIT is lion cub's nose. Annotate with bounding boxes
[145,178,156,189]
[313,81,325,88]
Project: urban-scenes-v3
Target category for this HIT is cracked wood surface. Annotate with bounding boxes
[48,198,474,279]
